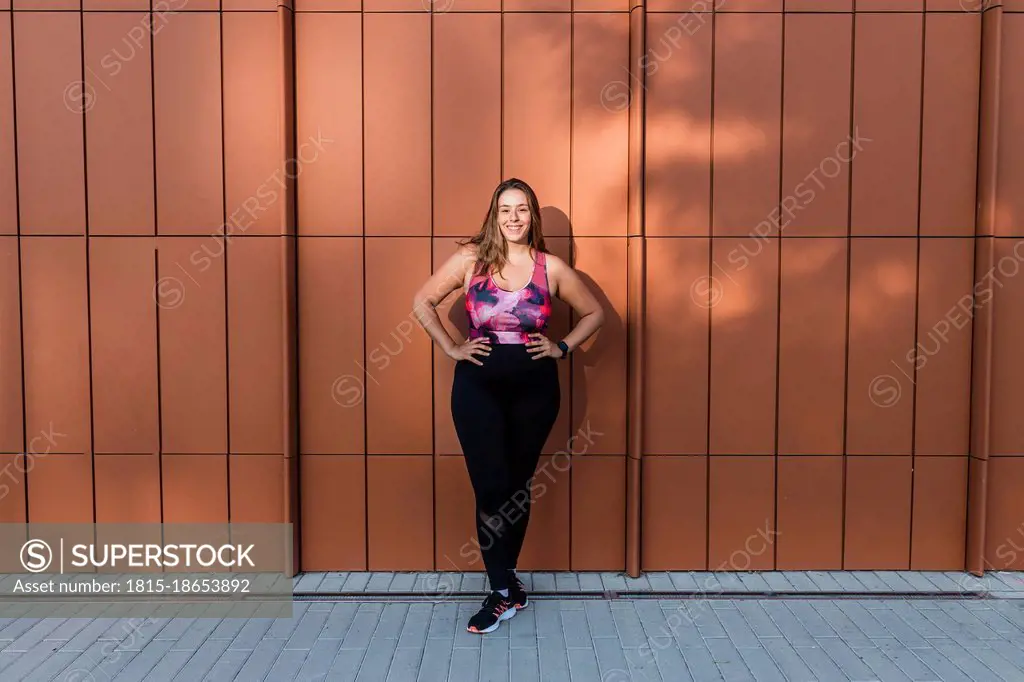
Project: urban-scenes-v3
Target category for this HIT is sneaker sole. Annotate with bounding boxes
[514,598,528,610]
[466,605,517,634]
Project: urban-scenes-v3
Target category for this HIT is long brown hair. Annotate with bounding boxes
[460,178,547,278]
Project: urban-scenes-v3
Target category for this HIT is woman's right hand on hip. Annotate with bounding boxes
[447,339,491,366]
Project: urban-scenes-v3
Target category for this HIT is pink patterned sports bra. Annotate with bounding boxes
[466,250,553,345]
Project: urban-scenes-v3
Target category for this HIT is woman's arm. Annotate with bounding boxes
[411,245,476,357]
[547,254,605,352]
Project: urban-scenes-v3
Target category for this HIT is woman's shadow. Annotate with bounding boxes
[444,205,624,457]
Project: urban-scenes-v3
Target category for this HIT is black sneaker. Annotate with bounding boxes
[466,591,517,634]
[508,573,528,610]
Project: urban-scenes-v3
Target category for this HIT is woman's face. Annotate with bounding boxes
[496,189,532,245]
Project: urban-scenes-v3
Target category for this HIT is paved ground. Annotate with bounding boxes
[1,572,1023,681]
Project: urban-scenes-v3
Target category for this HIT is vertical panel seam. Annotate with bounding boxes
[568,2,574,571]
[841,0,857,570]
[429,2,435,571]
[220,2,231,527]
[81,0,98,529]
[705,4,715,571]
[149,0,165,531]
[773,5,785,571]
[361,2,368,571]
[9,5,29,526]
[908,6,927,569]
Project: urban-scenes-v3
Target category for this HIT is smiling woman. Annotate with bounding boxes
[411,178,605,636]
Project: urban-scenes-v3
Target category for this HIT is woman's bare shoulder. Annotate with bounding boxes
[543,251,569,273]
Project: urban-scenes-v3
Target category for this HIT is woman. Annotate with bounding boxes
[412,178,604,634]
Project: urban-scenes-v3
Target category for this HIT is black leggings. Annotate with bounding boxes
[451,344,560,592]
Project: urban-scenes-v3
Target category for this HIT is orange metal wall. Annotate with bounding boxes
[1,1,1023,574]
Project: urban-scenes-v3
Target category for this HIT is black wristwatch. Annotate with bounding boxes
[556,340,570,359]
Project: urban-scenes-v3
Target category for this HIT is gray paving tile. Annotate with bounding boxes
[918,604,997,647]
[854,641,916,682]
[356,635,401,682]
[397,603,432,649]
[293,638,341,681]
[900,571,944,592]
[734,600,783,639]
[829,571,868,592]
[990,572,1024,592]
[715,606,761,649]
[592,635,631,678]
[578,572,604,591]
[554,573,581,592]
[332,647,369,680]
[779,572,819,592]
[808,601,872,648]
[624,574,652,591]
[509,605,537,648]
[668,572,699,591]
[601,572,628,591]
[889,599,948,639]
[343,573,372,592]
[510,646,541,682]
[734,645,787,682]
[386,646,426,682]
[611,602,649,647]
[561,608,592,649]
[537,634,570,681]
[136,647,194,681]
[426,603,457,641]
[706,636,756,682]
[711,572,747,592]
[647,572,675,592]
[170,636,231,681]
[737,572,771,593]
[791,643,848,681]
[805,571,843,592]
[367,573,395,592]
[635,638,691,682]
[760,572,793,593]
[20,650,81,682]
[872,636,942,681]
[295,572,325,592]
[910,646,973,682]
[759,601,816,648]
[949,639,1024,682]
[460,569,483,593]
[416,643,453,682]
[848,571,893,592]
[917,572,965,592]
[531,573,556,592]
[266,648,311,681]
[388,573,417,592]
[344,604,387,650]
[228,616,276,650]
[374,603,411,641]
[318,571,350,592]
[565,647,600,681]
[631,600,673,641]
[815,636,879,680]
[202,646,254,681]
[760,637,817,682]
[988,638,1024,671]
[624,643,671,682]
[835,600,895,639]
[783,601,836,639]
[876,571,917,592]
[106,638,176,682]
[583,600,618,639]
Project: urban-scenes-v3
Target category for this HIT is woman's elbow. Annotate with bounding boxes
[412,293,433,317]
